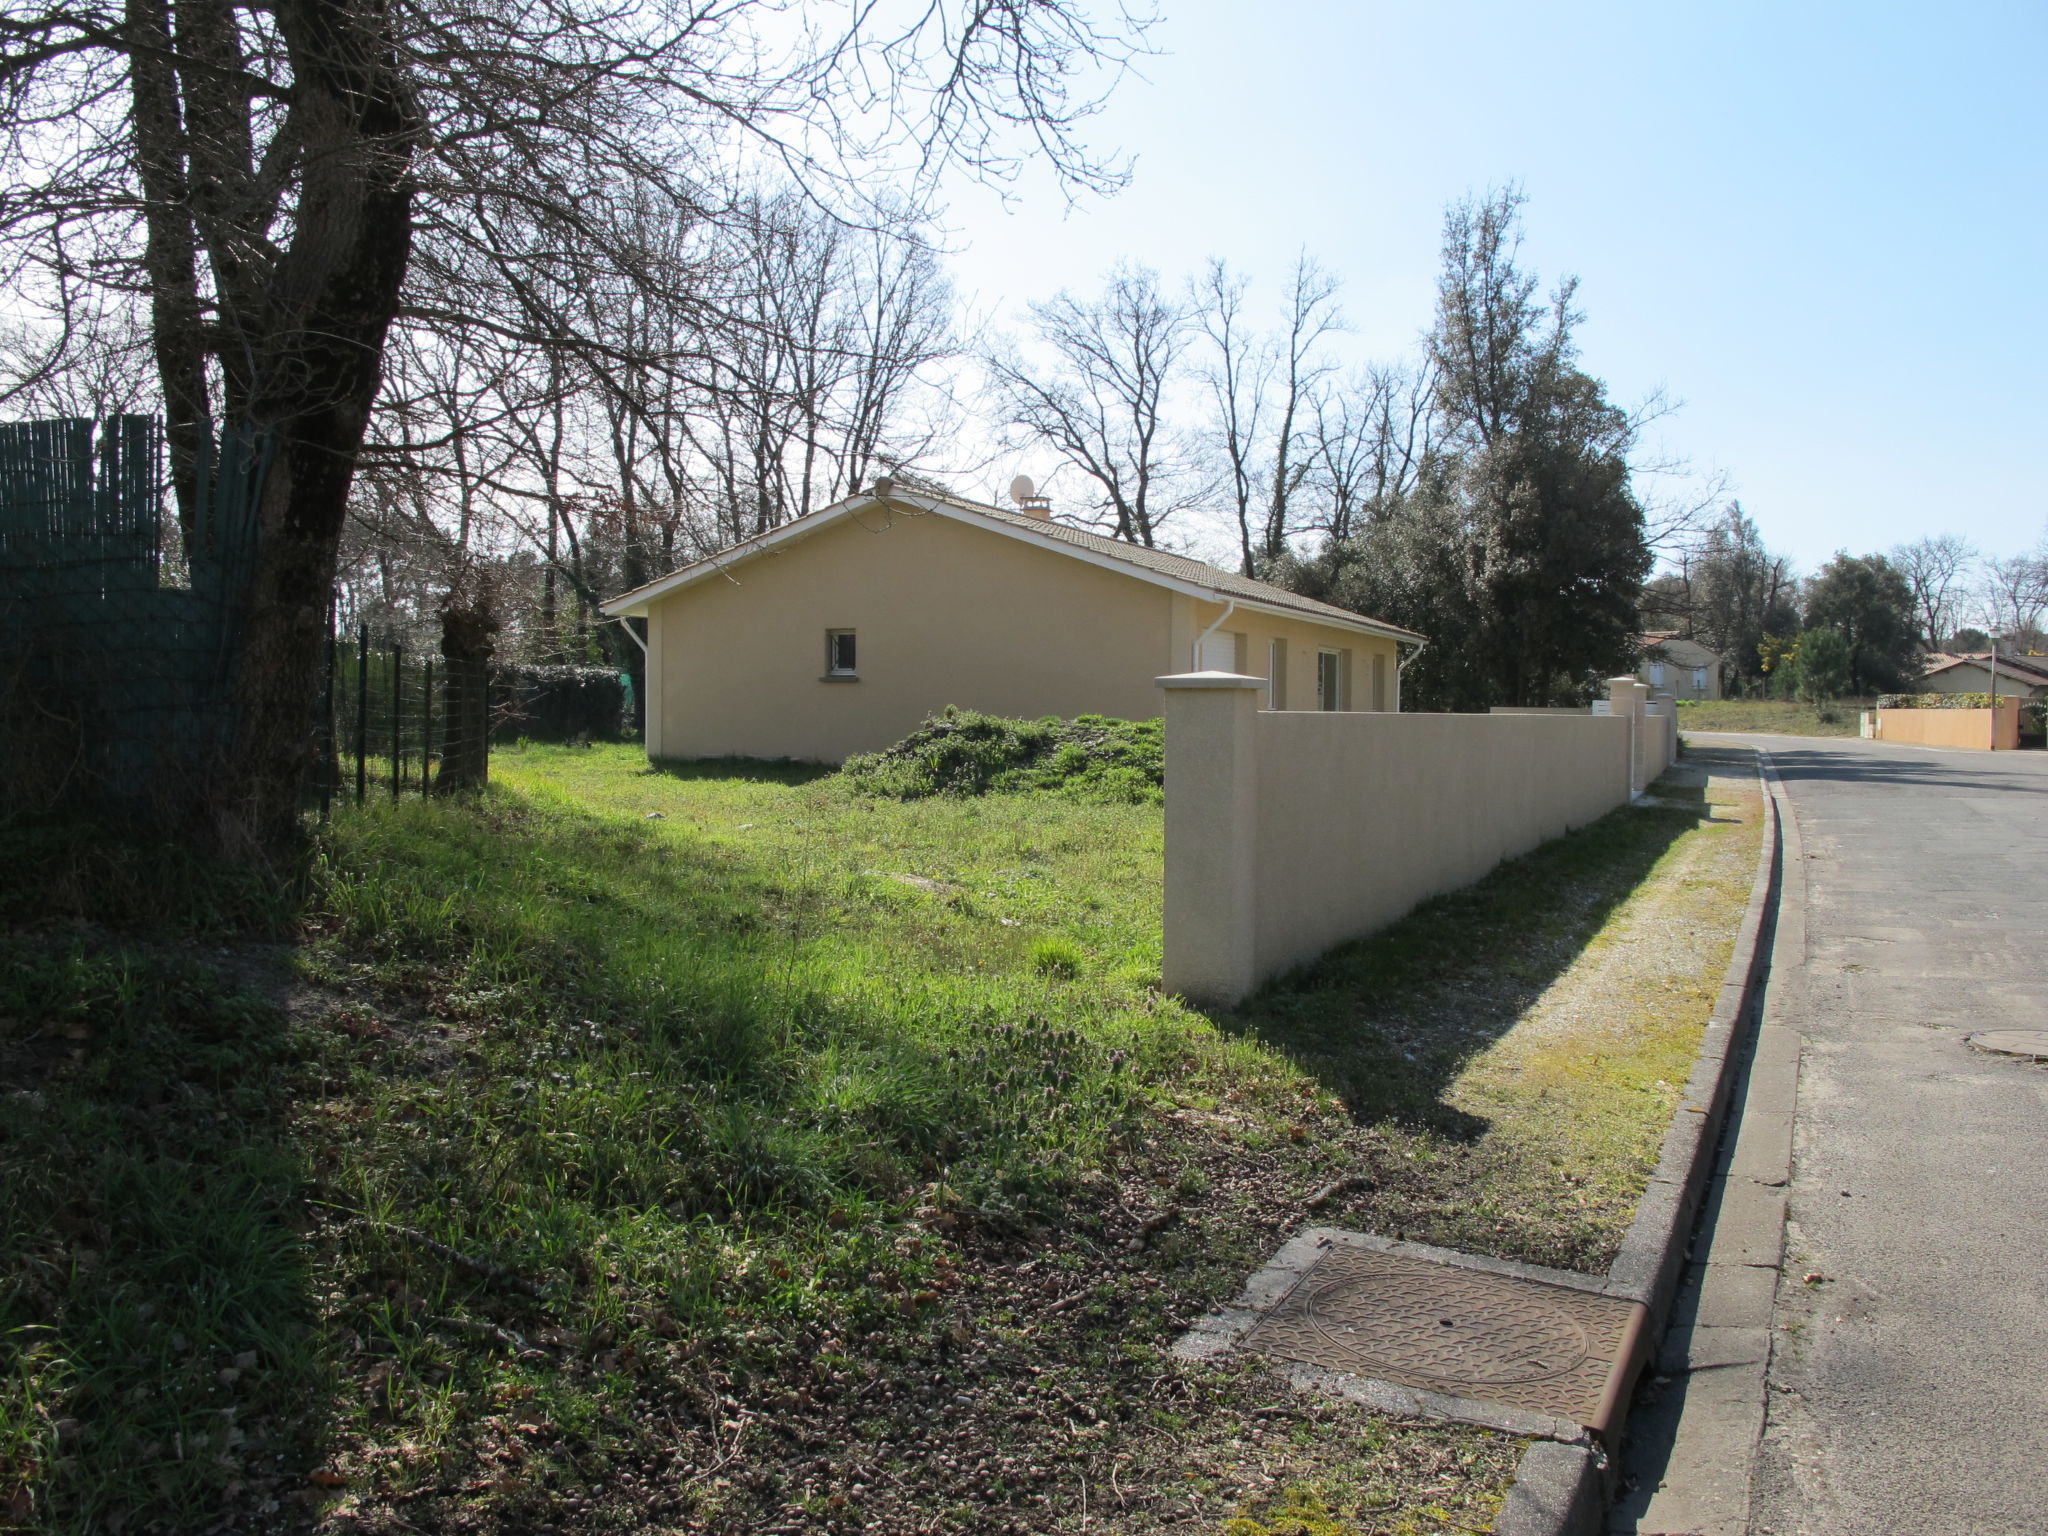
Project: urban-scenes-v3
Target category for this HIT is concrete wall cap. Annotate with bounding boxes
[1157,670,1267,689]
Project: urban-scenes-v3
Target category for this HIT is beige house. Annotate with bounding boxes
[602,482,1423,762]
[1638,633,1722,701]
[1916,652,2048,699]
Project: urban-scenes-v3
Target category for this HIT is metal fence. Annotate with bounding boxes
[324,625,446,813]
[0,415,269,824]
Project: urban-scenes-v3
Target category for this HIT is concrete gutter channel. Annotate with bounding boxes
[1173,751,1791,1536]
[1496,750,1788,1535]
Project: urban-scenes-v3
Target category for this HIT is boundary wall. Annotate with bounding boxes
[1162,673,1672,1005]
[1871,701,2019,751]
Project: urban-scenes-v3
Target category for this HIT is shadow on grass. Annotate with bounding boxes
[1212,794,1705,1142]
[0,819,319,1530]
[642,753,838,787]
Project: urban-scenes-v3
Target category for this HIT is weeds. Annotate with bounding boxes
[838,708,1163,802]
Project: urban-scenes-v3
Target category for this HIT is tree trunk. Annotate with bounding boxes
[435,598,499,793]
[203,0,421,861]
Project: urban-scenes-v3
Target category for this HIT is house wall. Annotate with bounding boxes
[1161,674,1647,1004]
[644,508,1403,762]
[1919,661,2048,699]
[1640,645,1721,701]
[1872,702,2022,751]
[1171,595,1405,712]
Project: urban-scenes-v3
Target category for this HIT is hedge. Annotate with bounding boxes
[1875,692,2009,709]
[490,664,630,740]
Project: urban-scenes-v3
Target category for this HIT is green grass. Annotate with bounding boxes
[0,743,1762,1533]
[1676,698,1862,736]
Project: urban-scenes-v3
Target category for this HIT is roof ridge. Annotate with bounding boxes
[605,486,1423,642]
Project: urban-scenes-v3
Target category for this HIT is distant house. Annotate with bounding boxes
[1917,652,2048,700]
[1638,633,1721,701]
[601,482,1423,763]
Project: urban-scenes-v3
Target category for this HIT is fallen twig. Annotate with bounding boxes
[1302,1175,1371,1212]
[385,1224,543,1298]
[427,1315,537,1356]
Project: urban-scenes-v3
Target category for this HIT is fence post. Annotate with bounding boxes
[356,623,369,807]
[422,659,433,796]
[321,625,336,821]
[1158,670,1264,1006]
[391,641,403,802]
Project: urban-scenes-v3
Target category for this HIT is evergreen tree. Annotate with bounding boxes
[1804,554,1921,694]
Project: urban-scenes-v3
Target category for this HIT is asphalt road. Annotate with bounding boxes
[1733,734,2048,1536]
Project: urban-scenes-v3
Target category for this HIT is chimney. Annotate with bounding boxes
[1008,474,1051,518]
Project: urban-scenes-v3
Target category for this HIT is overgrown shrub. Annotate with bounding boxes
[491,663,629,741]
[839,708,1163,802]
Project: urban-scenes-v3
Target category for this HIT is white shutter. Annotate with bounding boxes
[1198,631,1238,672]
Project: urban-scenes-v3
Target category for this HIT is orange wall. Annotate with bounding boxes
[1873,701,2022,751]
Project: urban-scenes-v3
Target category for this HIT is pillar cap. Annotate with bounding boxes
[1158,670,1266,690]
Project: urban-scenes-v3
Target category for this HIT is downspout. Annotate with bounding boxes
[1191,596,1238,669]
[1394,637,1426,712]
[612,615,648,658]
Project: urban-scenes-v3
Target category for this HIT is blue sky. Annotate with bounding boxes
[938,0,2047,573]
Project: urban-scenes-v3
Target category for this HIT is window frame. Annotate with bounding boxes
[824,629,858,678]
[1317,648,1343,712]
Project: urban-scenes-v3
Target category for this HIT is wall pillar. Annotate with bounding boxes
[1159,671,1264,1006]
[1609,677,1643,797]
[1655,690,1678,768]
[1631,683,1653,789]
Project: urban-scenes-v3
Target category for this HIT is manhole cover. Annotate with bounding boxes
[1968,1030,2048,1061]
[1238,1245,1643,1431]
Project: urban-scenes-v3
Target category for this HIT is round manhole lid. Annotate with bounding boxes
[1297,1266,1590,1386]
[1968,1030,2048,1061]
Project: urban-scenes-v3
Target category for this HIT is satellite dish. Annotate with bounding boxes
[1008,474,1037,505]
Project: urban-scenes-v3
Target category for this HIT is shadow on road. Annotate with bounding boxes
[1709,736,2048,797]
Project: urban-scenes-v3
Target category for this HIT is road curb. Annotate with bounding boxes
[1494,748,1784,1536]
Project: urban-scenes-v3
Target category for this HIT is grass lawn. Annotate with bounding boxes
[1676,698,1861,736]
[0,741,1761,1535]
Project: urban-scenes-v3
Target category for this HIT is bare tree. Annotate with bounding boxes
[1890,534,1978,651]
[1191,260,1270,573]
[0,0,1146,855]
[986,264,1194,547]
[1976,552,2048,652]
[1190,255,1342,574]
[1299,360,1437,543]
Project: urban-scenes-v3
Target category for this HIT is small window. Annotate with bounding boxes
[826,630,857,676]
[1693,666,1708,694]
[1317,650,1343,712]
